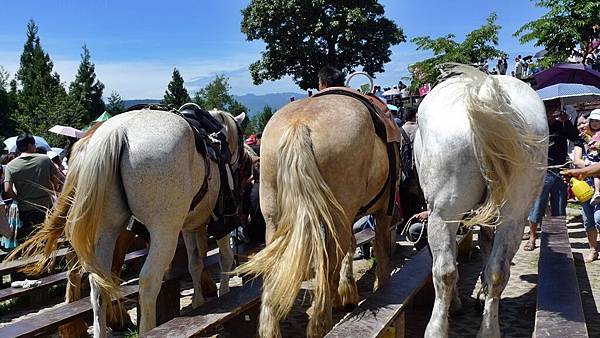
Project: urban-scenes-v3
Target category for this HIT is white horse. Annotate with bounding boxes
[60,108,245,336]
[414,65,548,337]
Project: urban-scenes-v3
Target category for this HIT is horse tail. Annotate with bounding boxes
[235,123,347,333]
[64,127,127,300]
[7,134,92,274]
[453,64,545,226]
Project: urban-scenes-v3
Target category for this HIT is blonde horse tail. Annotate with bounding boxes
[64,127,127,301]
[451,64,544,226]
[235,123,347,336]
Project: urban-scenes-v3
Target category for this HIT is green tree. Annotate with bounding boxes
[193,75,248,113]
[241,0,405,90]
[16,20,64,115]
[69,45,105,123]
[106,91,125,115]
[13,20,86,146]
[163,68,191,108]
[410,13,506,89]
[515,0,600,68]
[0,67,17,142]
[254,105,274,132]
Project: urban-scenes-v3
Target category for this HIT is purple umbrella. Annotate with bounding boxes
[535,63,600,89]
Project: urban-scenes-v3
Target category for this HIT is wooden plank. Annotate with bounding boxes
[0,285,139,338]
[141,279,263,338]
[0,271,68,302]
[325,248,432,337]
[0,247,70,276]
[0,248,148,303]
[535,216,588,338]
[327,232,469,338]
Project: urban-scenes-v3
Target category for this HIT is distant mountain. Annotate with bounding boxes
[121,92,306,116]
[234,92,305,116]
[122,99,163,108]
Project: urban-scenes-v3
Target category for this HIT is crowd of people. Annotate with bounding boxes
[523,101,600,263]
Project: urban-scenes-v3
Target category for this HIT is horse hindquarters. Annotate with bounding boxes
[236,123,348,338]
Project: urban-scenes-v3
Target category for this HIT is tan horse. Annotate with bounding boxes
[236,95,400,337]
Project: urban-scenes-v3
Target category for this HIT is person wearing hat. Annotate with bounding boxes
[571,109,600,262]
[581,109,600,205]
[3,133,59,242]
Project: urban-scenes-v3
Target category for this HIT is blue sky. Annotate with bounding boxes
[0,0,548,98]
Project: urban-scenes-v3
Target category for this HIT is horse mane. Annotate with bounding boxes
[441,64,546,227]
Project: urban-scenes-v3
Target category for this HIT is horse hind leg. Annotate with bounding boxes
[216,233,234,296]
[477,217,523,338]
[183,229,205,308]
[138,223,181,334]
[337,249,358,309]
[89,212,130,338]
[373,212,392,290]
[59,253,88,338]
[424,215,459,338]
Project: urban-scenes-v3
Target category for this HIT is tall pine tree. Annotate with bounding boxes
[106,91,125,115]
[163,68,191,108]
[16,20,63,116]
[13,20,85,146]
[0,67,17,142]
[69,45,105,123]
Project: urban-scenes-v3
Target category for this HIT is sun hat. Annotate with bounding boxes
[590,109,600,121]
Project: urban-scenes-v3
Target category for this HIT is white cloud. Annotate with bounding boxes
[0,50,302,98]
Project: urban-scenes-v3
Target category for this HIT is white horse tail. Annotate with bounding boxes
[235,123,346,335]
[64,127,127,300]
[453,64,544,226]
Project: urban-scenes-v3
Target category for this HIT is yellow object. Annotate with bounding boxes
[571,177,594,203]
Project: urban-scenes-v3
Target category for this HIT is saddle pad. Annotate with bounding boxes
[313,87,401,143]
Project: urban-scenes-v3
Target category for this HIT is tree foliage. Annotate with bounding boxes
[515,0,600,68]
[69,45,105,123]
[106,91,125,115]
[6,20,86,147]
[163,68,191,108]
[244,105,275,135]
[409,13,506,89]
[16,20,65,116]
[193,75,248,114]
[0,67,17,143]
[241,0,405,89]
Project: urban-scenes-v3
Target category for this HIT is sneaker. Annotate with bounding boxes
[591,192,600,206]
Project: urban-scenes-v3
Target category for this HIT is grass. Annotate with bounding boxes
[124,328,139,338]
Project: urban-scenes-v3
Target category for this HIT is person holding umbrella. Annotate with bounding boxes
[3,133,59,244]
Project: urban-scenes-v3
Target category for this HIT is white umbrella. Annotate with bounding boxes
[3,136,51,153]
[537,83,600,105]
[382,88,401,96]
[49,125,84,139]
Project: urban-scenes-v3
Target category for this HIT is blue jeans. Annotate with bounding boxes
[528,171,567,224]
[581,178,600,231]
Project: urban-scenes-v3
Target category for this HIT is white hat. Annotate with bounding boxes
[590,109,600,121]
